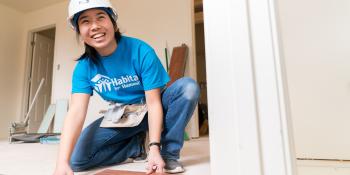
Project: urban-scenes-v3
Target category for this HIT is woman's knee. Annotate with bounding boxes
[70,159,88,172]
[69,147,93,172]
[177,77,200,101]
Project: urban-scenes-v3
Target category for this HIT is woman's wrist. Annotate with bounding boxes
[148,142,161,152]
[149,142,161,148]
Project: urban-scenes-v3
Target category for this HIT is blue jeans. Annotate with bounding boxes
[70,77,200,172]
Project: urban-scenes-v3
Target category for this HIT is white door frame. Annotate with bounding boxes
[203,0,297,174]
[20,24,56,122]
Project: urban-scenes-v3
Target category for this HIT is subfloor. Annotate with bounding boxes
[1,136,350,175]
[0,137,210,175]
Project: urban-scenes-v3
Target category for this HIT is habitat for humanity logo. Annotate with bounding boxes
[91,74,141,93]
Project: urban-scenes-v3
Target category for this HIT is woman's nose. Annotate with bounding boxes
[90,21,101,31]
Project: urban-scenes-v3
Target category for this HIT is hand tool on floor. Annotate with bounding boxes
[9,78,45,142]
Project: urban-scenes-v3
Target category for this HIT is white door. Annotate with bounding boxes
[27,33,54,133]
[278,0,350,159]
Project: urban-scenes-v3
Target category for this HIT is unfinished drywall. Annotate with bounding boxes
[17,0,196,129]
[0,4,24,139]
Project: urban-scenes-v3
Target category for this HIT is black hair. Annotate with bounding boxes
[75,12,121,65]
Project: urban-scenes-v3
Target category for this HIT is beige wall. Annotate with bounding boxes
[0,4,24,139]
[6,0,195,133]
[278,0,350,159]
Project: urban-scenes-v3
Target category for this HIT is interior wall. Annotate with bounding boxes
[277,0,350,158]
[17,0,195,128]
[0,4,24,139]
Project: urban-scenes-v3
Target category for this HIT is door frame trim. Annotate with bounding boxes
[20,24,56,122]
[203,0,297,174]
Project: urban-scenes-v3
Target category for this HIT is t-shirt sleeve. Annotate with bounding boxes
[72,61,93,95]
[140,49,170,91]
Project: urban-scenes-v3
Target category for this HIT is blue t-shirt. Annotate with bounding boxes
[72,36,170,104]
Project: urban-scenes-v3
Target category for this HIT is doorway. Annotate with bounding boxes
[194,0,208,136]
[25,27,56,133]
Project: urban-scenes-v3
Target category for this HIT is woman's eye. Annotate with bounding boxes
[98,16,105,20]
[80,20,89,24]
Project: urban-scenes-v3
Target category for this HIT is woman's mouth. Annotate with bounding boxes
[91,33,106,40]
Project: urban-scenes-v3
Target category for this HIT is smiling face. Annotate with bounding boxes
[77,8,117,56]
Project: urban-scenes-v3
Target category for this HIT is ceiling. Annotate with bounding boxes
[0,0,203,13]
[0,0,66,13]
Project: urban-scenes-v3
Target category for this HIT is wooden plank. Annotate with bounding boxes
[95,169,169,175]
[167,44,188,87]
[37,104,56,133]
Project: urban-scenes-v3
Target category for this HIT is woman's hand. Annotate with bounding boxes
[144,89,164,174]
[146,147,165,174]
[53,162,74,175]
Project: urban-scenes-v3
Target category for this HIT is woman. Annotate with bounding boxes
[54,0,200,174]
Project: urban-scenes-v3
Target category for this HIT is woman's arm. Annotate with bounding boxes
[54,93,90,174]
[144,88,165,174]
[145,88,163,145]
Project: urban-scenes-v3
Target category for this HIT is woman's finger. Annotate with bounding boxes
[146,163,157,174]
[156,167,164,173]
[146,166,153,174]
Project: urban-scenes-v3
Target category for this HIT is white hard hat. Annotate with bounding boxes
[68,0,118,29]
